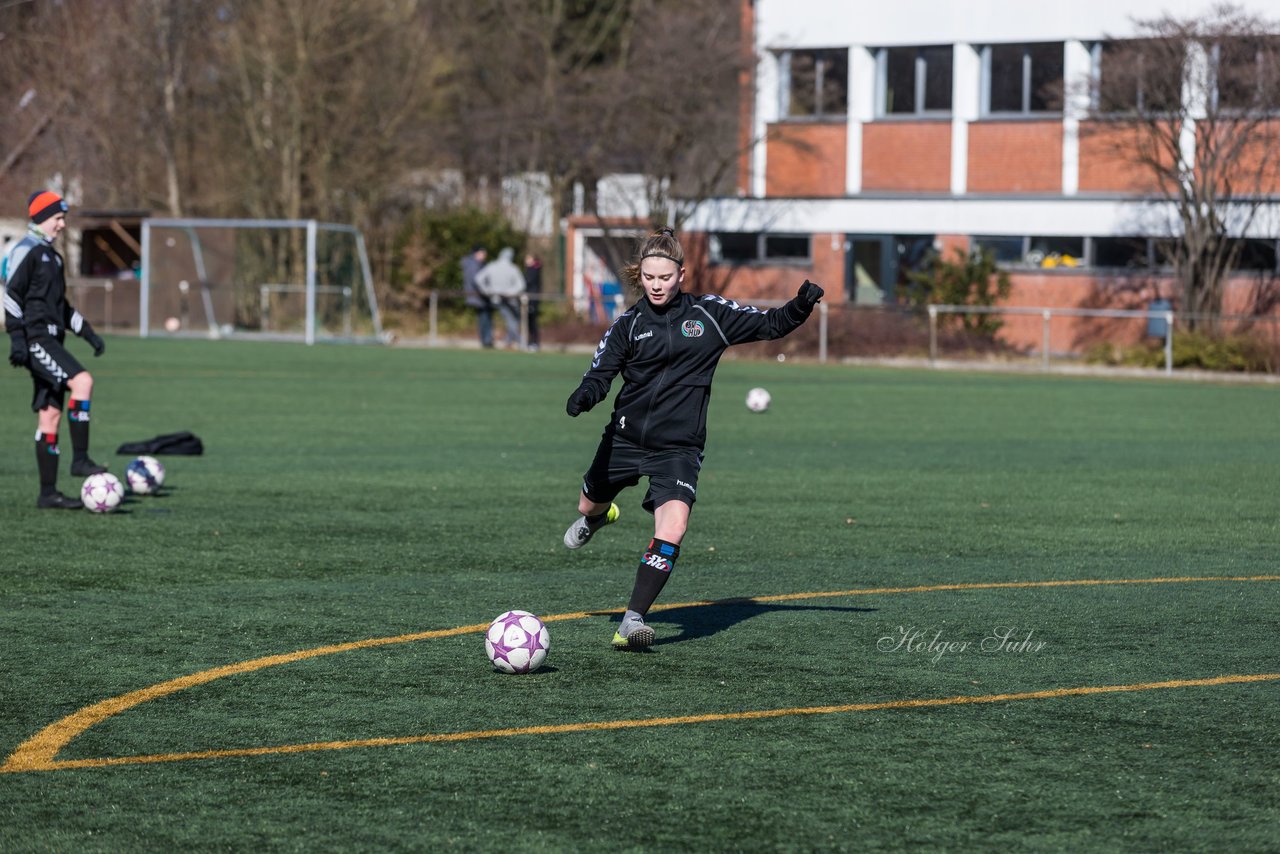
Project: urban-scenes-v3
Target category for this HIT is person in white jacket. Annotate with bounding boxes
[476,247,526,348]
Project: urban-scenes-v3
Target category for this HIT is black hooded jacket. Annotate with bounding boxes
[572,289,814,451]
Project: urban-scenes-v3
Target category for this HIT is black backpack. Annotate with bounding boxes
[116,431,204,456]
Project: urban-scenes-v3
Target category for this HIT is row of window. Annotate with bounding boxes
[709,233,811,264]
[974,235,1280,272]
[782,37,1279,119]
[709,232,1280,273]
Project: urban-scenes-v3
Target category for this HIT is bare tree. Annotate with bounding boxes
[1087,4,1280,329]
[0,0,745,311]
[0,1,217,216]
[427,0,746,276]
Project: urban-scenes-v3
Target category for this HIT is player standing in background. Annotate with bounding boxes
[3,191,107,509]
[562,227,824,648]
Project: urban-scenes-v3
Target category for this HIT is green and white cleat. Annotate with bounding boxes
[563,502,619,549]
[611,618,655,650]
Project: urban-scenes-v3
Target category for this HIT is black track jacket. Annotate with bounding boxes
[572,290,815,452]
[3,227,83,343]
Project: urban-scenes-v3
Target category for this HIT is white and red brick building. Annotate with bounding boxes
[567,0,1280,351]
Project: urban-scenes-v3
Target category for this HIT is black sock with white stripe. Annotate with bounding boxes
[35,432,60,496]
[68,399,92,464]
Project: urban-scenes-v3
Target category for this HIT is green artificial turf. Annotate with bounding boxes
[1,336,1277,851]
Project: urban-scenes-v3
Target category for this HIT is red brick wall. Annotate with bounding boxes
[1203,119,1280,194]
[861,121,951,192]
[967,121,1062,193]
[765,123,848,197]
[1078,121,1168,193]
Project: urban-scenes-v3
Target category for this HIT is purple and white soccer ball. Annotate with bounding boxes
[485,610,550,674]
[125,455,166,494]
[745,387,771,413]
[81,472,125,513]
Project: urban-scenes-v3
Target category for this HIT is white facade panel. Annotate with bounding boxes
[757,0,1263,49]
[685,196,1280,240]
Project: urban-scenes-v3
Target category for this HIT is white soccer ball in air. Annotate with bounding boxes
[81,472,125,513]
[125,455,166,495]
[485,610,551,674]
[164,316,181,333]
[745,387,772,413]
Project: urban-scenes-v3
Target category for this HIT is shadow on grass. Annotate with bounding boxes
[644,598,878,646]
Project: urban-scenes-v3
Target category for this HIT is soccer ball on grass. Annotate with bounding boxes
[485,610,550,674]
[745,387,771,413]
[125,455,166,494]
[81,472,125,513]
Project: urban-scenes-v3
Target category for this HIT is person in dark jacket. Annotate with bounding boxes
[562,227,823,648]
[3,191,108,509]
[524,253,543,351]
[460,245,493,348]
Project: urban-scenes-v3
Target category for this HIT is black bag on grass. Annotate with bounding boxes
[116,431,204,456]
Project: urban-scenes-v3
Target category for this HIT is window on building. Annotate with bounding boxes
[984,42,1063,114]
[1094,40,1183,114]
[972,236,1025,264]
[1092,237,1152,269]
[709,233,759,264]
[1027,236,1085,268]
[973,235,1085,268]
[1214,36,1280,112]
[709,233,811,265]
[881,45,953,115]
[782,48,848,118]
[1151,239,1180,268]
[1229,238,1279,271]
[764,235,811,260]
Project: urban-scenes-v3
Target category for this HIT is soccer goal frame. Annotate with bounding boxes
[138,217,384,344]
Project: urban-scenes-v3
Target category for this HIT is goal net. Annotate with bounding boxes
[139,218,383,343]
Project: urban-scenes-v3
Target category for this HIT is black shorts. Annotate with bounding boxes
[581,433,703,513]
[25,337,84,412]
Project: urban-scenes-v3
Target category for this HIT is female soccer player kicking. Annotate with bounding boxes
[562,227,823,648]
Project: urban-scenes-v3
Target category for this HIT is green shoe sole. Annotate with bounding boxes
[611,624,655,649]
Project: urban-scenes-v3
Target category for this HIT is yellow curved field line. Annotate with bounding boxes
[4,574,1277,774]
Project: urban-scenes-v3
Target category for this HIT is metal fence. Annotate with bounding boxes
[410,291,1278,375]
[69,278,1279,375]
[928,304,1175,373]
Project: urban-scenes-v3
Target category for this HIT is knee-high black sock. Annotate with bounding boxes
[627,538,681,616]
[68,399,91,463]
[36,432,60,496]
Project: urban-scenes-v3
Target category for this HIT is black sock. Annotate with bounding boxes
[627,538,681,615]
[36,432,60,496]
[68,399,91,462]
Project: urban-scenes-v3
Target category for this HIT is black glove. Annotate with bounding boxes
[8,334,28,368]
[83,325,105,357]
[566,386,594,417]
[797,279,824,310]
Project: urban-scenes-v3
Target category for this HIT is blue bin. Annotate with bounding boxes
[1147,299,1171,338]
[600,281,622,320]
